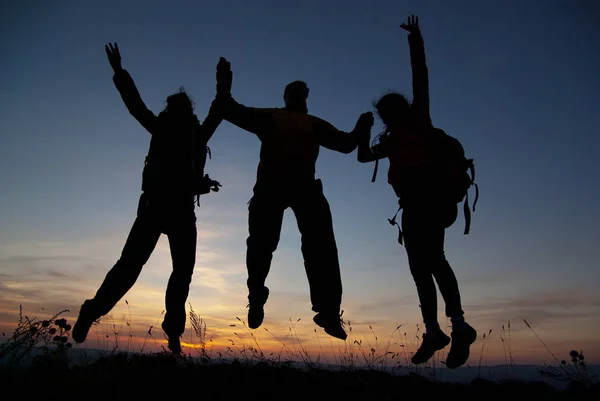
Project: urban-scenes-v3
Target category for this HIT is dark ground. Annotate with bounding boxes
[1,352,598,401]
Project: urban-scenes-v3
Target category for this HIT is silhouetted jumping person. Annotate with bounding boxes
[214,58,374,340]
[72,43,224,355]
[357,16,477,368]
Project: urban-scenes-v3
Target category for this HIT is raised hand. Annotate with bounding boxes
[216,57,232,96]
[400,15,420,34]
[358,111,374,129]
[105,42,123,72]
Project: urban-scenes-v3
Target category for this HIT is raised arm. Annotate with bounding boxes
[195,55,231,143]
[317,112,374,154]
[357,130,387,163]
[214,57,272,138]
[217,95,273,139]
[401,15,431,126]
[198,98,224,143]
[106,43,158,134]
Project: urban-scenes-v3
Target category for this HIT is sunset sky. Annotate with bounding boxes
[1,0,599,366]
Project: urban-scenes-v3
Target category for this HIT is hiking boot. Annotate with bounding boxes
[166,336,182,355]
[161,321,182,356]
[72,300,101,344]
[313,311,347,341]
[247,286,269,329]
[446,323,477,369]
[411,329,451,365]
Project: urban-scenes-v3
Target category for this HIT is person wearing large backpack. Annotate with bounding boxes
[213,58,374,341]
[72,43,224,355]
[357,16,478,368]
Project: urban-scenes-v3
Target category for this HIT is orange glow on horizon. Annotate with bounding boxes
[2,315,598,367]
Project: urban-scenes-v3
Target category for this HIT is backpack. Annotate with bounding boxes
[142,113,221,204]
[192,129,221,206]
[431,128,478,234]
[371,127,478,244]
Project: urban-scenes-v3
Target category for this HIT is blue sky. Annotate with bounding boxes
[1,0,599,364]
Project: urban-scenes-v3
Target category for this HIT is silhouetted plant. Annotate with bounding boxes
[524,318,598,387]
[189,302,212,362]
[0,305,72,367]
[539,349,598,386]
[3,303,599,398]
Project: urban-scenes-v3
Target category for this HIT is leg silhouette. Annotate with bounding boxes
[402,205,451,365]
[161,215,197,354]
[245,193,285,329]
[72,202,161,343]
[292,180,346,340]
[401,204,476,366]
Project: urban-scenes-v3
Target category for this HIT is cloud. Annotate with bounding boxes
[461,288,600,343]
[461,271,516,285]
[466,289,599,319]
[0,226,247,333]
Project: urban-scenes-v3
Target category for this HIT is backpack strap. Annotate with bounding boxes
[462,159,479,235]
[463,192,471,235]
[370,130,390,183]
[194,145,216,207]
[470,161,479,212]
[388,203,403,245]
[371,159,379,183]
